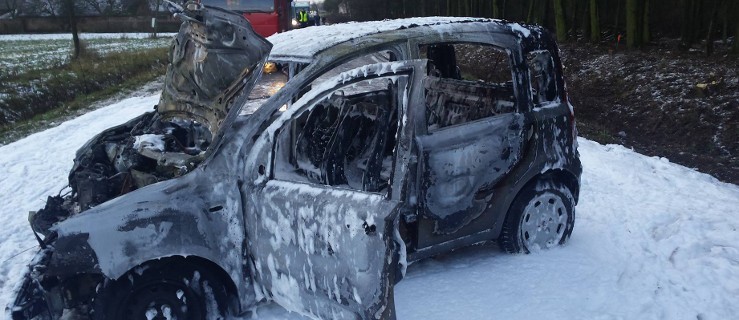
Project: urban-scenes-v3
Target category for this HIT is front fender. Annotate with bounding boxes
[48,168,253,307]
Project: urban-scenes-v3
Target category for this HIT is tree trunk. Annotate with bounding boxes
[530,0,546,25]
[554,0,567,41]
[721,1,729,44]
[680,0,693,46]
[590,0,601,42]
[734,2,739,53]
[642,0,650,44]
[152,1,161,38]
[65,0,80,59]
[569,0,579,36]
[706,0,721,56]
[493,0,500,18]
[688,0,702,47]
[614,0,622,31]
[527,0,535,23]
[626,0,638,48]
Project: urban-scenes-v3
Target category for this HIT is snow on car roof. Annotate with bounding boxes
[267,16,527,60]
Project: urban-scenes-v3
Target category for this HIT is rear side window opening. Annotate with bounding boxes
[419,43,516,131]
[526,50,559,105]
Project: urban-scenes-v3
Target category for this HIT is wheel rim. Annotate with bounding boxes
[519,192,568,251]
[120,281,198,320]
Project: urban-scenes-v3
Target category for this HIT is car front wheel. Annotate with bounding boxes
[499,179,575,253]
[91,259,233,320]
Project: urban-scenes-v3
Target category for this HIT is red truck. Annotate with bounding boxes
[199,0,293,37]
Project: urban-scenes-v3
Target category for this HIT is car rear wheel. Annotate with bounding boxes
[91,259,233,320]
[499,179,575,253]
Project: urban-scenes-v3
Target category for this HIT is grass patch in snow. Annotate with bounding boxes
[0,47,168,144]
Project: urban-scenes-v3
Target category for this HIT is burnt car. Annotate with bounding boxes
[9,4,581,320]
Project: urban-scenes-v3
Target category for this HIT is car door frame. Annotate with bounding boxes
[405,33,532,257]
[240,61,426,319]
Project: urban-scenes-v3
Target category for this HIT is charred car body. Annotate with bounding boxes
[10,5,581,320]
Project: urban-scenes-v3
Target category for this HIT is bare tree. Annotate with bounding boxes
[149,0,164,37]
[734,1,739,53]
[81,0,106,14]
[590,0,601,42]
[554,0,567,41]
[79,0,124,15]
[23,0,60,16]
[626,0,639,48]
[705,0,722,56]
[2,0,22,18]
[57,0,81,58]
[642,0,651,44]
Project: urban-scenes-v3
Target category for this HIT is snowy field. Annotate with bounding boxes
[0,33,177,41]
[0,33,175,76]
[0,93,737,319]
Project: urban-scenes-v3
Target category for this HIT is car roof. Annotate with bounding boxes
[266,17,539,61]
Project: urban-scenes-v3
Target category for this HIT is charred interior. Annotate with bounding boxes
[275,81,399,194]
[29,3,271,236]
[422,43,516,130]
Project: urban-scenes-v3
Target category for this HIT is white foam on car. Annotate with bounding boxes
[0,89,737,319]
[267,17,497,60]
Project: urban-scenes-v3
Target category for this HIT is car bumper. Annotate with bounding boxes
[8,250,61,320]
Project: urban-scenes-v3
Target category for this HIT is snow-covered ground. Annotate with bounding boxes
[0,33,174,75]
[0,33,177,41]
[0,93,737,319]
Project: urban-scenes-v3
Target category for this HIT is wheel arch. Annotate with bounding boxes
[511,169,581,213]
[111,255,244,314]
[490,168,580,239]
[537,169,580,204]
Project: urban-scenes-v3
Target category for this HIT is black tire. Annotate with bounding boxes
[91,258,234,320]
[499,179,575,253]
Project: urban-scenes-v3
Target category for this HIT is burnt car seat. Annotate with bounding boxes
[294,98,345,183]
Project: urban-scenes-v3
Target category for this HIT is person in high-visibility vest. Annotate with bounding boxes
[298,10,309,28]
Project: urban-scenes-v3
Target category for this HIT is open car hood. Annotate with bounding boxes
[27,3,273,235]
[158,3,272,141]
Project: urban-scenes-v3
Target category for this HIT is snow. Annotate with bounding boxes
[508,23,531,38]
[0,33,177,41]
[0,34,174,75]
[134,134,166,152]
[0,94,157,307]
[1,91,738,319]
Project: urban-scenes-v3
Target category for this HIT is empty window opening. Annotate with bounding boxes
[527,50,558,104]
[274,77,402,194]
[420,43,515,130]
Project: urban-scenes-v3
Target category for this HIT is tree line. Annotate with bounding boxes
[322,0,739,53]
